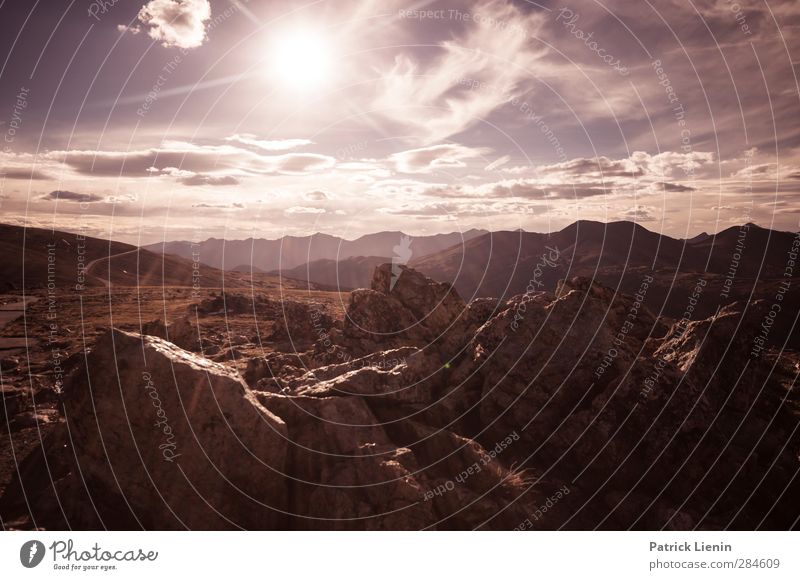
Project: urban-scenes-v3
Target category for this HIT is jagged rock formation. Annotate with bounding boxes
[1,266,798,530]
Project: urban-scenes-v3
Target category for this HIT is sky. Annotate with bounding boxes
[0,0,798,244]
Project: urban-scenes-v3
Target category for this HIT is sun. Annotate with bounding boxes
[270,28,334,91]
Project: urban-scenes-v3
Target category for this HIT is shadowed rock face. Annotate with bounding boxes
[343,266,454,352]
[2,265,798,530]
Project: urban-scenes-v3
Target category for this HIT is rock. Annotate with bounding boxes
[457,276,800,528]
[194,293,268,316]
[141,316,202,352]
[62,329,288,529]
[11,409,59,429]
[294,349,443,404]
[258,393,434,530]
[371,264,466,329]
[267,300,336,352]
[1,355,20,371]
[343,265,467,355]
[1,384,25,418]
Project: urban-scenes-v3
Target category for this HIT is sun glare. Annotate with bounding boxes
[270,28,334,91]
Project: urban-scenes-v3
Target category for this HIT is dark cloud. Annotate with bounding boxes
[422,180,609,199]
[540,156,644,178]
[491,182,609,199]
[41,190,102,203]
[1,168,52,180]
[304,190,329,200]
[656,182,696,192]
[47,144,335,177]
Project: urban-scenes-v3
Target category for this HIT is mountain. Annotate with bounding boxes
[410,220,800,320]
[269,255,388,290]
[0,223,246,290]
[143,229,489,272]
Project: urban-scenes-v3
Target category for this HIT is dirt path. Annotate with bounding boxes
[84,248,139,288]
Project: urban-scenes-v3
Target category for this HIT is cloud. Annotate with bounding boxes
[368,178,445,196]
[285,206,326,215]
[0,168,52,180]
[179,174,240,186]
[377,200,544,219]
[116,24,141,36]
[485,155,510,171]
[537,156,644,179]
[373,0,546,143]
[47,141,335,177]
[304,190,328,201]
[656,182,696,192]
[41,190,102,203]
[420,179,609,200]
[269,153,335,175]
[134,0,212,49]
[192,202,245,209]
[390,144,489,173]
[619,206,658,222]
[225,134,313,152]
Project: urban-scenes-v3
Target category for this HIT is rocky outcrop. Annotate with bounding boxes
[342,264,467,355]
[457,276,799,528]
[266,300,337,351]
[62,329,289,530]
[2,266,798,530]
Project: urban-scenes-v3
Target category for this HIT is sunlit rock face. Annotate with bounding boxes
[63,329,289,530]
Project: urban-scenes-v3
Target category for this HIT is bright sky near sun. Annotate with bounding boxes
[0,0,798,243]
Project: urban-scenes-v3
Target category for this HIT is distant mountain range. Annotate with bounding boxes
[411,220,798,295]
[0,224,250,291]
[143,229,489,272]
[410,220,800,320]
[8,221,798,322]
[269,256,389,290]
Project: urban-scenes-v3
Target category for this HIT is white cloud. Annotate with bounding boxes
[225,134,313,152]
[285,206,326,215]
[372,0,546,143]
[390,144,489,173]
[134,0,212,49]
[485,155,510,171]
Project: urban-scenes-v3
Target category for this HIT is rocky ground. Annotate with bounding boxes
[0,265,798,529]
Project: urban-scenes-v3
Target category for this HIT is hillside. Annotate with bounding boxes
[0,223,248,290]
